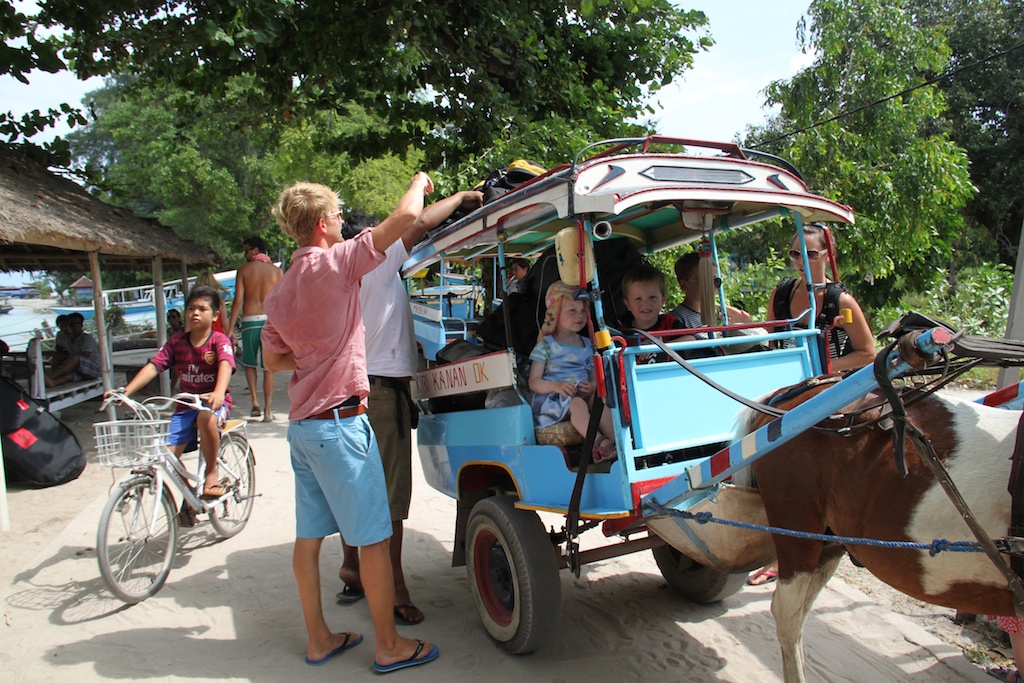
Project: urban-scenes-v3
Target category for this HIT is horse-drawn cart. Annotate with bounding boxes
[403,137,1024,678]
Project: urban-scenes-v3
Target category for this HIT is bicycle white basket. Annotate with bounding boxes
[94,419,171,467]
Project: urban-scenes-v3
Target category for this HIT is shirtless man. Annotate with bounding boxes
[228,236,284,421]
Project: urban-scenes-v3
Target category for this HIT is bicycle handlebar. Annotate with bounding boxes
[101,391,207,420]
[142,393,207,412]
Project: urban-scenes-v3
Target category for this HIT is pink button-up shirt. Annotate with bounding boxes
[261,231,385,421]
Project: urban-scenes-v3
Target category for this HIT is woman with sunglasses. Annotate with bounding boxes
[747,224,877,588]
[765,223,876,373]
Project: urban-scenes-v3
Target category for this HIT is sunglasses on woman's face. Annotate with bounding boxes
[789,249,825,261]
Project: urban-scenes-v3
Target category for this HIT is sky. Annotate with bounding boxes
[0,1,814,287]
[654,2,815,141]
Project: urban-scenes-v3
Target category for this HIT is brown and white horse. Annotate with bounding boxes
[741,385,1019,683]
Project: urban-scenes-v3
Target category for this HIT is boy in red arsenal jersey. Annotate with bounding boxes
[113,285,235,498]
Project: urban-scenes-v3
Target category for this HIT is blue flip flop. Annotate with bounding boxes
[372,640,439,674]
[305,633,363,666]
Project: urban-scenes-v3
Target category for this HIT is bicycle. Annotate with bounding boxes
[93,391,257,603]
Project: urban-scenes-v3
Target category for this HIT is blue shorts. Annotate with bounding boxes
[287,413,392,546]
[168,405,229,452]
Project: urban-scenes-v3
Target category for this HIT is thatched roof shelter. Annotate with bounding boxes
[0,145,216,272]
[0,146,221,533]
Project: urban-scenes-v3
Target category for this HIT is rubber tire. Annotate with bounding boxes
[97,476,178,603]
[208,433,256,539]
[651,545,748,604]
[466,496,561,654]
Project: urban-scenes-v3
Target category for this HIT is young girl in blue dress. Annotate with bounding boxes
[528,281,616,462]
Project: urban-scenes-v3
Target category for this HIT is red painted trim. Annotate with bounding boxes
[630,477,676,509]
[983,383,1022,407]
[710,449,731,478]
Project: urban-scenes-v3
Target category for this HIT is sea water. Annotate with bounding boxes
[0,302,164,352]
[0,304,58,352]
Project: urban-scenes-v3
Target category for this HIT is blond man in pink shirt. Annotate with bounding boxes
[262,174,440,673]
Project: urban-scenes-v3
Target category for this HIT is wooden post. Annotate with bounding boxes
[89,251,115,420]
[180,262,190,301]
[998,215,1024,389]
[153,257,170,396]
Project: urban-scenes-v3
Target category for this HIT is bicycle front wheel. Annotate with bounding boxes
[97,476,178,603]
[208,433,256,538]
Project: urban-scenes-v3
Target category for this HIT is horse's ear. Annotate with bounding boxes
[876,311,957,341]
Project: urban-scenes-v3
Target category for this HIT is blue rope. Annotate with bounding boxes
[644,502,984,556]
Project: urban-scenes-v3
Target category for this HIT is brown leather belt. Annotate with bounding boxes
[306,404,366,420]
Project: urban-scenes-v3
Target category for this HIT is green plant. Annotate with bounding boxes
[104,304,128,335]
[720,251,790,320]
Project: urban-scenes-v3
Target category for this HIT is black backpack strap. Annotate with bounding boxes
[821,282,847,324]
[822,282,852,357]
[773,278,798,320]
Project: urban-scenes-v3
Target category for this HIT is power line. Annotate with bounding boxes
[758,38,1024,147]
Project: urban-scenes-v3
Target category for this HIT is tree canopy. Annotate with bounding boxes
[10,0,1021,329]
[744,0,976,309]
[68,76,284,258]
[9,1,711,168]
[909,0,1024,266]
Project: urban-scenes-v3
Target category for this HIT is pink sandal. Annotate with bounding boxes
[746,566,778,586]
[593,437,617,463]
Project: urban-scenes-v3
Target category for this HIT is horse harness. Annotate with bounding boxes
[640,313,1024,615]
[851,315,1024,615]
[1009,415,1024,586]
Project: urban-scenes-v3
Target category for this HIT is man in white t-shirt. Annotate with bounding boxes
[337,190,482,626]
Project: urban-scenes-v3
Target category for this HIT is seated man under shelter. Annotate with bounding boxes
[45,312,100,388]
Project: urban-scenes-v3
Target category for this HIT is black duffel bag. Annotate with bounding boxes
[1,376,86,487]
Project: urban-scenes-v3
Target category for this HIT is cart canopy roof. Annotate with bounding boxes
[403,137,853,277]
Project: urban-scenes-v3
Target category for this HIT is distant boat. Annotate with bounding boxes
[52,270,237,320]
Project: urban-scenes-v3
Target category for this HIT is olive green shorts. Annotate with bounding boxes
[366,379,413,521]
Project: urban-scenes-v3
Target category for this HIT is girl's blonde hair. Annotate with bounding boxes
[195,270,227,292]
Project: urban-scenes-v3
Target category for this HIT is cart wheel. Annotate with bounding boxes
[651,545,747,604]
[97,475,178,603]
[466,496,561,654]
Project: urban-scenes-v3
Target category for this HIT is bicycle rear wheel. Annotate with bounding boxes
[208,433,256,538]
[97,475,178,603]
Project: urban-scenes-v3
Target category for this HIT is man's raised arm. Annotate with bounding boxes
[370,172,433,254]
[402,190,484,250]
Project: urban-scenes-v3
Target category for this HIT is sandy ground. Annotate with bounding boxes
[0,371,997,682]
[9,298,58,314]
